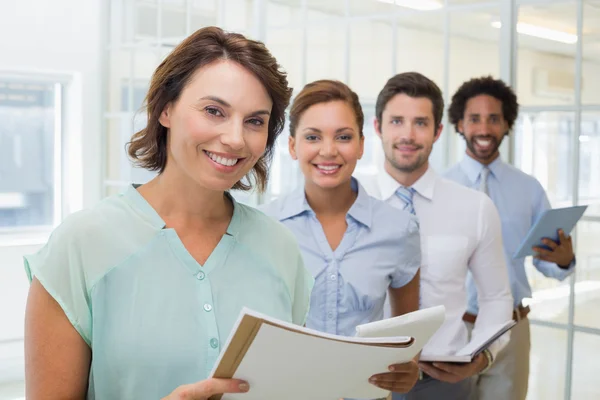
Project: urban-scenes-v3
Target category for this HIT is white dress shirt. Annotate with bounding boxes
[360,167,513,360]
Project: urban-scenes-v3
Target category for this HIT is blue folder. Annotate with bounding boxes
[513,205,588,259]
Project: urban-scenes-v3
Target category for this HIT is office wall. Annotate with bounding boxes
[0,0,103,384]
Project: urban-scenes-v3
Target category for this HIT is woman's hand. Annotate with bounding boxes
[162,378,249,400]
[368,360,419,394]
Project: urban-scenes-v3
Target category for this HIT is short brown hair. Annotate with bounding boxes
[448,76,519,132]
[375,72,444,128]
[127,26,293,192]
[289,80,364,137]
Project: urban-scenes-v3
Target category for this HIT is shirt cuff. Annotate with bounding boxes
[485,330,510,361]
[558,255,577,270]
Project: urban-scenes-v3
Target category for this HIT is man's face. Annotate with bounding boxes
[376,93,442,175]
[458,94,509,163]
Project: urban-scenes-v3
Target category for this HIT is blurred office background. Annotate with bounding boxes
[0,0,599,398]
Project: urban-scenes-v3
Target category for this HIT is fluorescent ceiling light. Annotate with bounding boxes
[377,0,443,11]
[491,21,578,44]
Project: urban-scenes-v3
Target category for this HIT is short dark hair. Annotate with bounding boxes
[127,26,293,192]
[289,80,364,137]
[375,72,444,128]
[448,76,519,133]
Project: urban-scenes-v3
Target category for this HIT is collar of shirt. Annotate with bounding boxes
[459,154,506,185]
[376,165,437,202]
[277,177,373,228]
[122,184,242,237]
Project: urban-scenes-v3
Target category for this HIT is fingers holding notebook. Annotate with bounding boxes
[161,378,249,400]
[368,360,420,394]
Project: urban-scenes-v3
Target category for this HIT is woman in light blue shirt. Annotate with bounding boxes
[261,80,422,394]
[23,27,313,400]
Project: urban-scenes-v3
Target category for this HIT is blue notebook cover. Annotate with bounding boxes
[513,205,588,259]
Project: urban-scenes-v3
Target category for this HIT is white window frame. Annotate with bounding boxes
[0,72,70,247]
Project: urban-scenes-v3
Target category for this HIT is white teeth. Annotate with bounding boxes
[317,165,340,171]
[475,138,492,147]
[206,151,239,167]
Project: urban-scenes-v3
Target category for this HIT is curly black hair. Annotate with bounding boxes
[448,76,519,134]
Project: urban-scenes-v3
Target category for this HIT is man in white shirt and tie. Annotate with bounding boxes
[360,72,513,400]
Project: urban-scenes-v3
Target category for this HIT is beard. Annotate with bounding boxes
[384,141,430,173]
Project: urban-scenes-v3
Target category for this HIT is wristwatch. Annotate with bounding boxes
[479,349,494,375]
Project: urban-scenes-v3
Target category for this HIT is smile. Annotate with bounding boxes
[474,138,494,150]
[204,150,241,167]
[314,164,341,175]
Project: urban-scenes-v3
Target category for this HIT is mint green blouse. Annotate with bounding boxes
[24,185,313,399]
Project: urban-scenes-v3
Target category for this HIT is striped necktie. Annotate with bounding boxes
[479,167,490,195]
[395,186,416,215]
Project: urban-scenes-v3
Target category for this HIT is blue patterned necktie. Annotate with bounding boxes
[395,186,416,215]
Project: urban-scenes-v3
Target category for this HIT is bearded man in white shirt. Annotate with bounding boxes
[360,72,513,400]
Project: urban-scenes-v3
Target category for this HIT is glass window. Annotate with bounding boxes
[306,0,345,22]
[105,113,156,187]
[132,0,219,44]
[575,112,600,330]
[355,104,381,178]
[582,0,600,105]
[107,49,157,114]
[397,11,444,88]
[265,26,304,91]
[349,0,398,17]
[517,2,577,107]
[529,324,567,399]
[514,112,575,207]
[448,7,500,164]
[306,24,346,84]
[0,78,61,231]
[448,7,500,95]
[348,18,393,101]
[574,219,600,330]
[265,119,301,202]
[579,113,600,205]
[220,0,255,33]
[514,111,576,324]
[572,331,600,399]
[266,0,303,28]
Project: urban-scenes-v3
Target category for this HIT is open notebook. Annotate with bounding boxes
[355,306,446,353]
[356,307,515,363]
[209,306,445,400]
[419,320,516,363]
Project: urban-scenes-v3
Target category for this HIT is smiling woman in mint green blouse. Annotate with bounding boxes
[23,27,313,400]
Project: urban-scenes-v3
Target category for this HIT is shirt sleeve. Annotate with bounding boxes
[390,215,421,289]
[291,252,314,326]
[23,211,93,346]
[531,187,576,280]
[468,195,514,360]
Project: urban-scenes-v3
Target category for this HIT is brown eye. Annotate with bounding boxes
[205,106,223,117]
[247,118,264,126]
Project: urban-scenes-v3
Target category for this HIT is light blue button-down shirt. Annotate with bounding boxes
[260,177,421,337]
[445,156,576,314]
[24,185,313,399]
